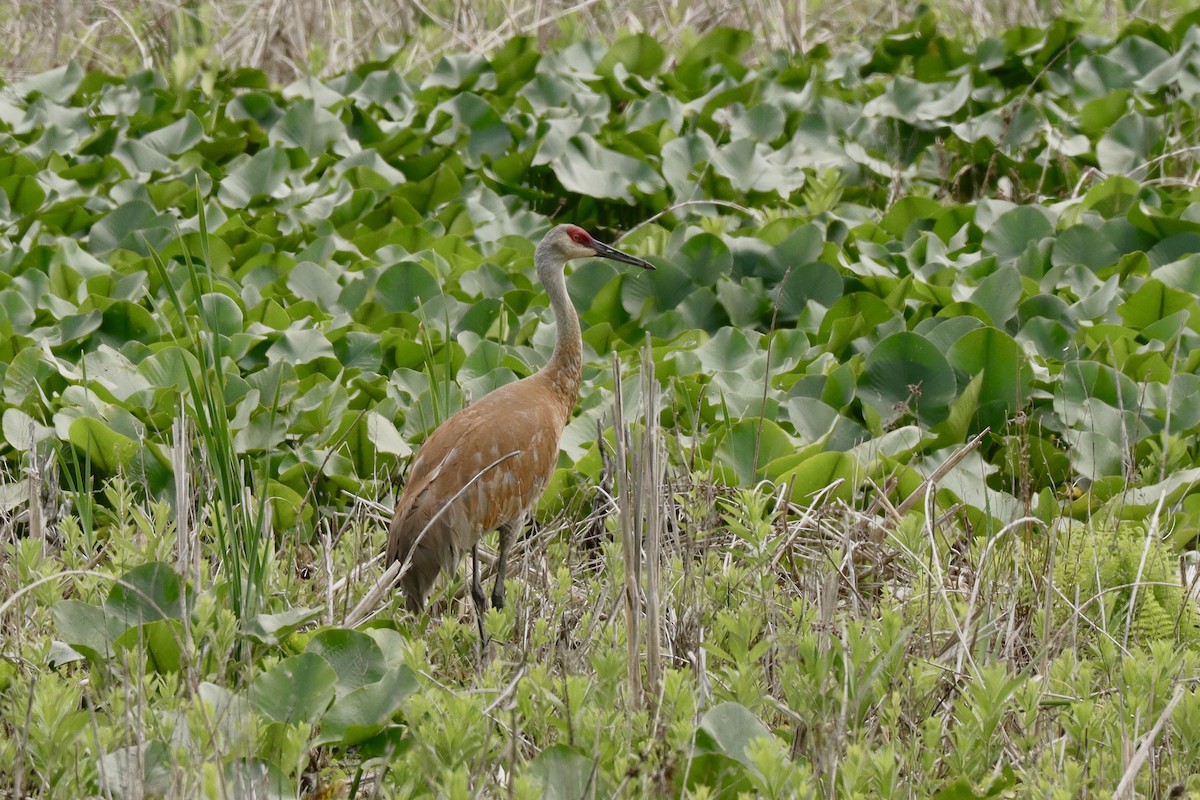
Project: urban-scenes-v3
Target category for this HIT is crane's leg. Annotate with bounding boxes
[491,514,525,609]
[470,543,487,645]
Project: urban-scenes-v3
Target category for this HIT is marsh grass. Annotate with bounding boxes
[3,403,1200,795]
[146,201,274,623]
[1,0,1191,83]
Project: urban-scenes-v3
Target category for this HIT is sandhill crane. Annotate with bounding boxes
[386,224,653,641]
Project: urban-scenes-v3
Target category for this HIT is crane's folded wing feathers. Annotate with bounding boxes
[386,374,568,610]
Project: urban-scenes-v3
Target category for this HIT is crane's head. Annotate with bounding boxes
[539,224,654,271]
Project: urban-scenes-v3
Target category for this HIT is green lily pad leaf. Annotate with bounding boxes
[306,628,387,696]
[53,599,116,663]
[982,206,1052,264]
[672,27,752,93]
[199,293,245,337]
[0,175,46,216]
[367,410,412,456]
[847,425,925,465]
[968,266,1022,327]
[997,433,1071,490]
[1097,112,1162,175]
[395,162,462,213]
[88,200,174,255]
[5,348,72,405]
[287,261,341,309]
[99,741,174,798]
[695,702,772,768]
[858,331,956,421]
[0,482,27,513]
[1117,279,1198,330]
[0,287,35,333]
[783,396,843,442]
[219,146,292,207]
[820,292,898,355]
[100,299,159,343]
[920,316,984,354]
[265,480,308,532]
[105,562,188,629]
[779,451,862,505]
[375,262,441,314]
[363,628,411,672]
[529,744,615,800]
[221,758,295,800]
[435,93,513,165]
[113,139,174,173]
[15,62,84,102]
[694,327,757,374]
[1069,430,1124,481]
[139,112,204,155]
[423,52,491,90]
[68,416,142,474]
[1052,225,1121,271]
[266,328,335,364]
[250,652,337,724]
[242,606,323,646]
[113,619,185,673]
[711,139,806,196]
[1056,360,1141,421]
[865,75,971,124]
[933,370,982,448]
[682,752,753,796]
[776,262,842,319]
[947,326,1032,429]
[139,345,201,392]
[2,407,55,450]
[197,682,258,740]
[1106,467,1200,520]
[270,99,345,153]
[707,418,795,487]
[315,666,420,747]
[550,135,665,201]
[597,34,665,78]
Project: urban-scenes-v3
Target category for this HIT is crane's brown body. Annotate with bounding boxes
[386,224,652,629]
[385,367,577,612]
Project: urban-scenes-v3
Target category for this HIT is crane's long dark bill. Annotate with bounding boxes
[594,240,654,270]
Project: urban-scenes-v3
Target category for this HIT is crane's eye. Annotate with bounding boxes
[570,231,585,243]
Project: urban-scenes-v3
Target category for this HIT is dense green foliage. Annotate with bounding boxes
[3,11,1200,798]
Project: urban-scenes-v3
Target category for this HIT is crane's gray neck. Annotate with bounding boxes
[537,255,583,408]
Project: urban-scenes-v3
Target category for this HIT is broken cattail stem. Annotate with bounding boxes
[173,413,197,584]
[641,336,663,703]
[895,427,990,517]
[613,343,666,708]
[28,422,43,555]
[613,351,643,705]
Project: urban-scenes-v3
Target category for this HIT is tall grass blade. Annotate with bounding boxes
[144,188,271,620]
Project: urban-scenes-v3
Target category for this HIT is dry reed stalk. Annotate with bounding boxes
[27,422,43,555]
[2,0,1148,83]
[640,337,663,703]
[173,412,197,584]
[612,345,665,707]
[612,351,642,704]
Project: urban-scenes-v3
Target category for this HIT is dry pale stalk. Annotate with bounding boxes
[173,412,197,584]
[1112,684,1187,799]
[613,344,666,708]
[641,337,663,703]
[895,426,990,517]
[27,422,43,555]
[613,352,642,705]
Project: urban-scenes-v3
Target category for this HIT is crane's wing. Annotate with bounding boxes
[386,375,567,611]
